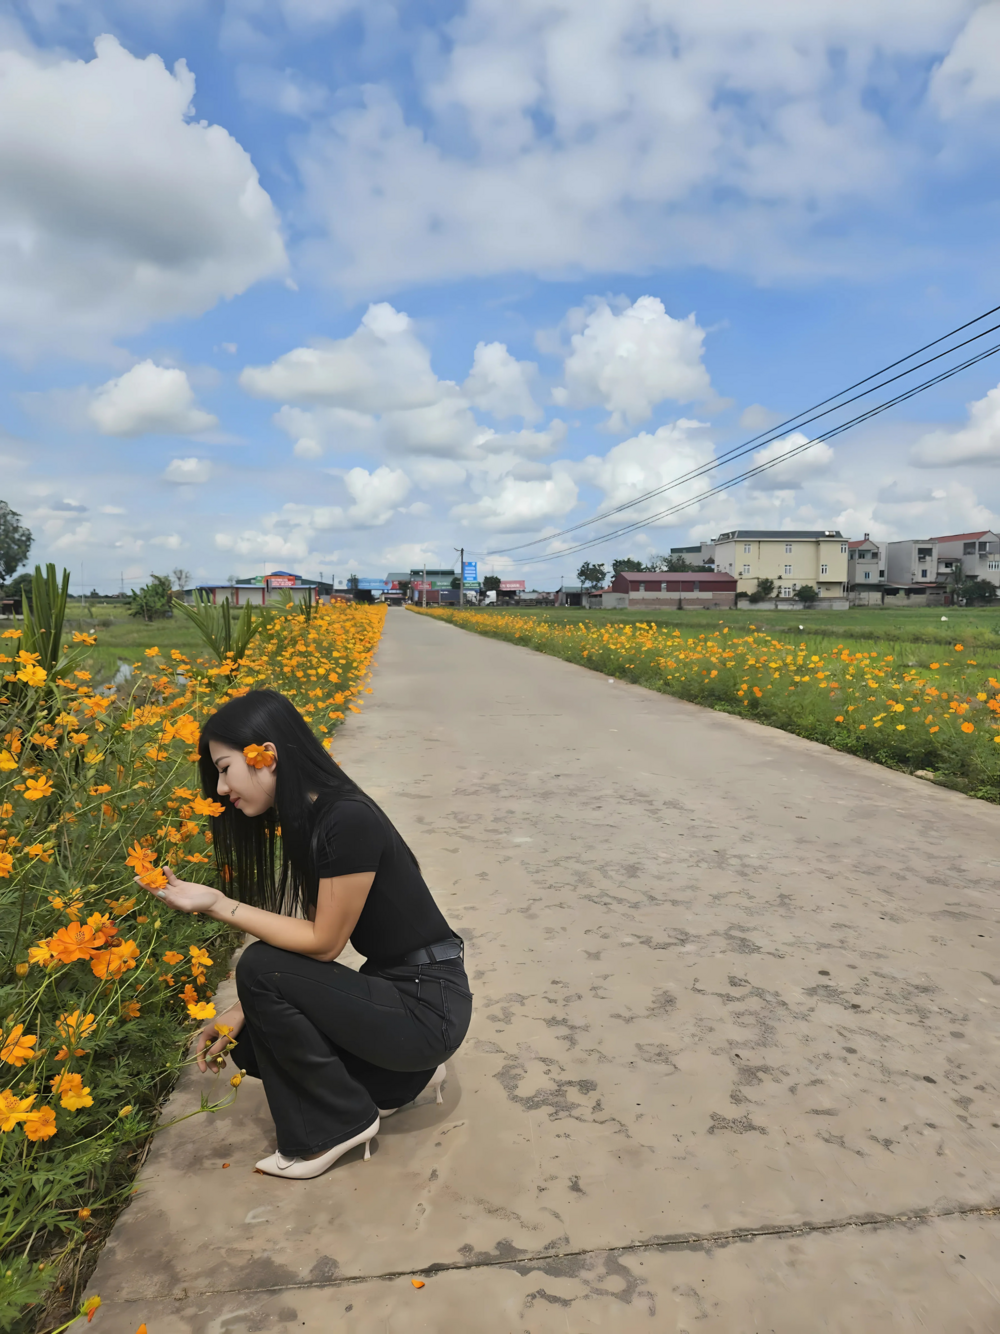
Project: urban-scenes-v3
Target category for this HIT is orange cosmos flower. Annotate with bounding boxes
[124,841,155,874]
[180,983,198,1006]
[57,1011,98,1044]
[16,663,46,687]
[961,721,975,733]
[0,1025,37,1066]
[187,1000,216,1021]
[72,631,97,645]
[0,853,12,878]
[24,775,54,801]
[48,923,100,964]
[90,939,140,980]
[162,951,184,965]
[191,796,226,817]
[242,744,275,769]
[137,867,168,890]
[23,1105,57,1141]
[105,896,136,917]
[50,1072,94,1111]
[122,1001,141,1020]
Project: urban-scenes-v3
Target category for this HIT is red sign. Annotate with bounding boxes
[499,580,526,591]
[268,575,295,588]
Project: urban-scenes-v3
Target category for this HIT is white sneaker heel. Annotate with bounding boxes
[255,1116,380,1180]
[378,1063,447,1119]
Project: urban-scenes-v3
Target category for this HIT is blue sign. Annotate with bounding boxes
[355,577,389,590]
[463,560,478,581]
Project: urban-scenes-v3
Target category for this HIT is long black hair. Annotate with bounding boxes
[198,689,372,916]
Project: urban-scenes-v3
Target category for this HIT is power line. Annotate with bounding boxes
[509,336,1000,566]
[488,301,1000,558]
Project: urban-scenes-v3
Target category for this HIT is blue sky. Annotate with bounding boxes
[3,0,1000,591]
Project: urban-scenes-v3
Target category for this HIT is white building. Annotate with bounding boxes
[931,531,1000,587]
[847,534,886,604]
[713,529,849,600]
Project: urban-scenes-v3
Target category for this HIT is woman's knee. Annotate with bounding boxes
[235,940,280,995]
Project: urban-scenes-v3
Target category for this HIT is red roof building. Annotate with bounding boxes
[610,569,737,608]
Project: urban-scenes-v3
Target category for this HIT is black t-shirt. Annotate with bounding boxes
[310,795,453,962]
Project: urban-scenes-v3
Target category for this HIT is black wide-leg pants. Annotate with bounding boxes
[232,941,473,1157]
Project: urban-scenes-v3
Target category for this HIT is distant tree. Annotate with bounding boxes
[577,561,607,589]
[397,580,412,598]
[5,570,34,607]
[129,573,174,622]
[0,501,32,586]
[172,567,192,591]
[748,576,775,604]
[959,577,997,606]
[612,557,645,574]
[450,575,461,590]
[347,574,360,591]
[483,575,502,592]
[664,554,694,572]
[796,584,819,607]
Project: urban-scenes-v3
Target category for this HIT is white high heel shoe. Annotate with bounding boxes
[378,1063,447,1118]
[255,1115,380,1180]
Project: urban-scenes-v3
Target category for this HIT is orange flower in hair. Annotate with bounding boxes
[243,744,275,769]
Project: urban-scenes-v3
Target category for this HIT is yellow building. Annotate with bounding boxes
[713,529,849,600]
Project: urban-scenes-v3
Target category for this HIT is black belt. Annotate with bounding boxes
[379,936,464,969]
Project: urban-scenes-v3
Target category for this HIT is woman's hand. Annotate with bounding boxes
[196,1003,245,1073]
[136,867,223,916]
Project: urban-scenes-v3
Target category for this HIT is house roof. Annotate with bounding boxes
[715,529,844,541]
[930,531,997,543]
[847,538,880,549]
[614,570,737,584]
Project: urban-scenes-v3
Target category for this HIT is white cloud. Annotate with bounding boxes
[911,384,1000,467]
[463,341,540,421]
[451,468,578,532]
[740,404,785,432]
[930,4,1000,116]
[553,297,712,430]
[240,303,443,412]
[89,362,218,437]
[574,419,716,526]
[214,464,411,558]
[294,2,967,293]
[749,432,835,490]
[252,302,544,461]
[150,533,185,549]
[163,456,213,484]
[0,35,286,357]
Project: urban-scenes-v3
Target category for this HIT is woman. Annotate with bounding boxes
[139,689,472,1180]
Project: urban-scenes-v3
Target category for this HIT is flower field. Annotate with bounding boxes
[414,607,1000,799]
[0,587,384,1331]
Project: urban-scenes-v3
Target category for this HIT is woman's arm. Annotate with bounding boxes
[141,868,375,962]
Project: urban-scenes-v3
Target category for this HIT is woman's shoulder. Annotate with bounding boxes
[313,793,387,833]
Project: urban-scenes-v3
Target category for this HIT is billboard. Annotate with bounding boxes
[355,577,390,591]
[463,560,478,581]
[268,574,295,588]
[499,580,526,591]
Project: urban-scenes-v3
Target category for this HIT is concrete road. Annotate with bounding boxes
[89,609,1000,1333]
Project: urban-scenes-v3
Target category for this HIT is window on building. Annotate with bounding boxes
[692,582,700,592]
[784,564,792,575]
[964,542,976,555]
[785,542,793,554]
[841,543,848,554]
[864,570,871,581]
[917,547,933,560]
[660,582,667,592]
[781,586,792,597]
[989,561,1000,571]
[920,569,928,579]
[879,570,885,579]
[744,542,752,554]
[820,563,828,575]
[638,582,645,591]
[742,563,750,575]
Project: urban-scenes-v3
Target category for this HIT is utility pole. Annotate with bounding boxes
[422,561,427,608]
[454,547,464,608]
